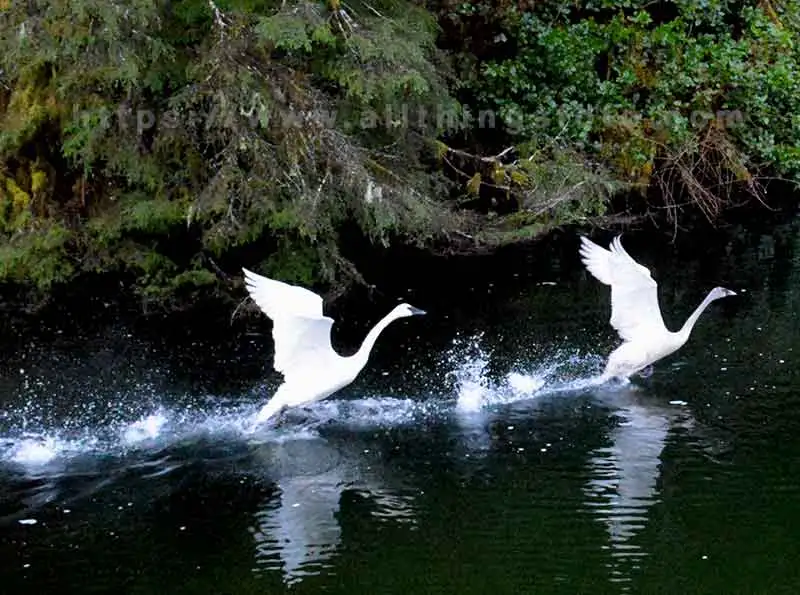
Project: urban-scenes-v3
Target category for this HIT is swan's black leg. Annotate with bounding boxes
[638,365,654,379]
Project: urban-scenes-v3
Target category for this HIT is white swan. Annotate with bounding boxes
[579,235,736,382]
[242,268,426,424]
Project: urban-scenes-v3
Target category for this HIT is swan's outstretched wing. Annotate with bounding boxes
[271,316,337,382]
[579,235,667,341]
[242,269,335,378]
[242,268,323,319]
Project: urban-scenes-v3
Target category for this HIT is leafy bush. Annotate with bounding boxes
[441,0,800,220]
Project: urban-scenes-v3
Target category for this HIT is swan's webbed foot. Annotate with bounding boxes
[637,366,654,379]
[597,372,631,387]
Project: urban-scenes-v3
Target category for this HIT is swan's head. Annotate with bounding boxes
[391,303,427,319]
[710,286,737,300]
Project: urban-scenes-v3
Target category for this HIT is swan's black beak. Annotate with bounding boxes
[409,306,427,316]
[725,288,737,297]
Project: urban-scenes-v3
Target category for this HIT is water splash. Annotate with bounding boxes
[120,409,169,446]
[8,436,61,466]
[0,390,434,480]
[444,333,607,414]
[0,333,612,481]
[0,329,702,590]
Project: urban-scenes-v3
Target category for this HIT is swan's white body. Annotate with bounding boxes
[579,236,735,382]
[242,268,426,424]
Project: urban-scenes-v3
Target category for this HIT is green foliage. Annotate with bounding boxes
[120,195,187,235]
[0,0,798,310]
[473,146,618,245]
[0,222,74,291]
[0,0,469,306]
[447,0,800,218]
[262,238,321,287]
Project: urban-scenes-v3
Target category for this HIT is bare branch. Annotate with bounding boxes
[207,0,229,38]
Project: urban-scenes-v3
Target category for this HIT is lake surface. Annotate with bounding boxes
[0,221,799,594]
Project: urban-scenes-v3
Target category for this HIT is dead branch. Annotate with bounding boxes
[652,123,768,224]
[207,0,230,39]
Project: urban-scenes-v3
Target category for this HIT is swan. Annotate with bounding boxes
[579,235,736,382]
[242,268,426,424]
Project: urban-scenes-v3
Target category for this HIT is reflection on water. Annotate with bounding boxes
[0,221,799,592]
[251,439,346,583]
[584,388,694,588]
[250,436,419,584]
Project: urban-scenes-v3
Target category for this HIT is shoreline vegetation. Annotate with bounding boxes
[0,0,799,318]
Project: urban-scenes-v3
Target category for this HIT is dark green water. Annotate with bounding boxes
[0,222,799,594]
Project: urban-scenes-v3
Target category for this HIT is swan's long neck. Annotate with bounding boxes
[678,290,720,338]
[351,310,405,369]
